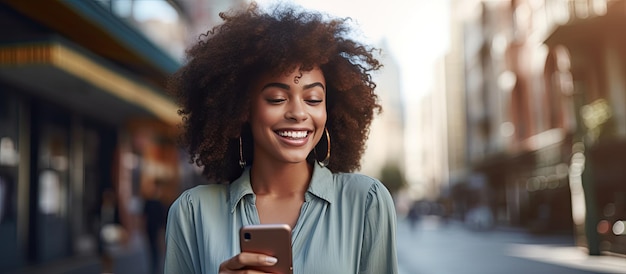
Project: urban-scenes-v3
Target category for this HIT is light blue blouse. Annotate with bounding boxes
[164,164,398,274]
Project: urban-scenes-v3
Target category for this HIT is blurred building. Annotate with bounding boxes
[0,0,241,272]
[449,0,626,257]
[408,58,449,203]
[360,39,406,197]
[443,0,469,219]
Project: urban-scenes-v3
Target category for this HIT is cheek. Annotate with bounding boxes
[314,107,327,127]
[314,112,328,144]
[318,114,327,128]
[250,103,279,127]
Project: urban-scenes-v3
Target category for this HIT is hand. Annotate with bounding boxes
[219,252,278,273]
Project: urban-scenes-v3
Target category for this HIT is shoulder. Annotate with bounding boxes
[170,184,229,212]
[333,172,393,205]
[333,172,384,192]
[177,184,227,200]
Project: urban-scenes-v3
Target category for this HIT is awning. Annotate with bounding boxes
[0,37,180,125]
[2,0,181,78]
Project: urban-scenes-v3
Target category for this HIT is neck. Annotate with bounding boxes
[250,161,312,196]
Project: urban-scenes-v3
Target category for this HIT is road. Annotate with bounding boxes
[397,216,626,274]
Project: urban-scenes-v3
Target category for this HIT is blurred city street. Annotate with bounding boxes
[3,0,626,273]
[397,216,626,274]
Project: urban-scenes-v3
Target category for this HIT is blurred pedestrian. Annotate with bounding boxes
[97,188,125,274]
[407,201,422,231]
[163,2,398,273]
[143,180,167,274]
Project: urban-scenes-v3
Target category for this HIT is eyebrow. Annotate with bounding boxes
[261,83,290,90]
[303,82,326,91]
[261,82,326,92]
[261,82,326,91]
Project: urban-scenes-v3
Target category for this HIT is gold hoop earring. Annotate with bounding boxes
[315,128,330,167]
[239,136,246,168]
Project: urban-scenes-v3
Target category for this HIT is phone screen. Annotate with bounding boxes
[239,224,293,274]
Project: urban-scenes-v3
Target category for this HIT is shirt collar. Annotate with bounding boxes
[228,164,335,213]
[228,167,254,213]
[307,164,335,203]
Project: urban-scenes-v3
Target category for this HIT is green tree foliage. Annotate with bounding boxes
[379,163,406,197]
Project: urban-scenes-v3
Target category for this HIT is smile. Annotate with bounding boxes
[276,130,309,139]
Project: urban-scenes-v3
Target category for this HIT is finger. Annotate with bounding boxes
[238,252,278,266]
[222,253,277,271]
[220,256,244,271]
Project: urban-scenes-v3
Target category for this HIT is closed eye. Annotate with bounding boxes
[306,99,323,105]
[267,98,286,104]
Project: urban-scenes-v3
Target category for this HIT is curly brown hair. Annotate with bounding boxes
[169,2,382,183]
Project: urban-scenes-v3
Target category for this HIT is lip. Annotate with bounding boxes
[274,128,313,146]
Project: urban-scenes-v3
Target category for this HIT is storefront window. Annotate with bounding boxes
[0,92,19,222]
[34,103,71,262]
[38,170,61,215]
[0,137,18,224]
[0,137,19,167]
[38,124,69,217]
[0,89,21,271]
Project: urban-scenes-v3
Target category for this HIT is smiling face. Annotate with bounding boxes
[248,66,327,166]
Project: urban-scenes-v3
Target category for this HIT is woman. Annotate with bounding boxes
[165,2,398,273]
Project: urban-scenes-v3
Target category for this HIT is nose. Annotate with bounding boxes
[285,100,308,122]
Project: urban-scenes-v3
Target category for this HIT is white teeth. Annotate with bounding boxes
[278,131,308,138]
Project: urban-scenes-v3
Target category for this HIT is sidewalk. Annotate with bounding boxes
[507,241,626,273]
[397,216,626,274]
[8,232,151,274]
[110,232,151,274]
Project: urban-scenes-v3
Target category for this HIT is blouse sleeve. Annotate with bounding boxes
[359,180,399,274]
[164,191,202,274]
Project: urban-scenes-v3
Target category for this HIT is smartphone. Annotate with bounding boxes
[239,224,293,274]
